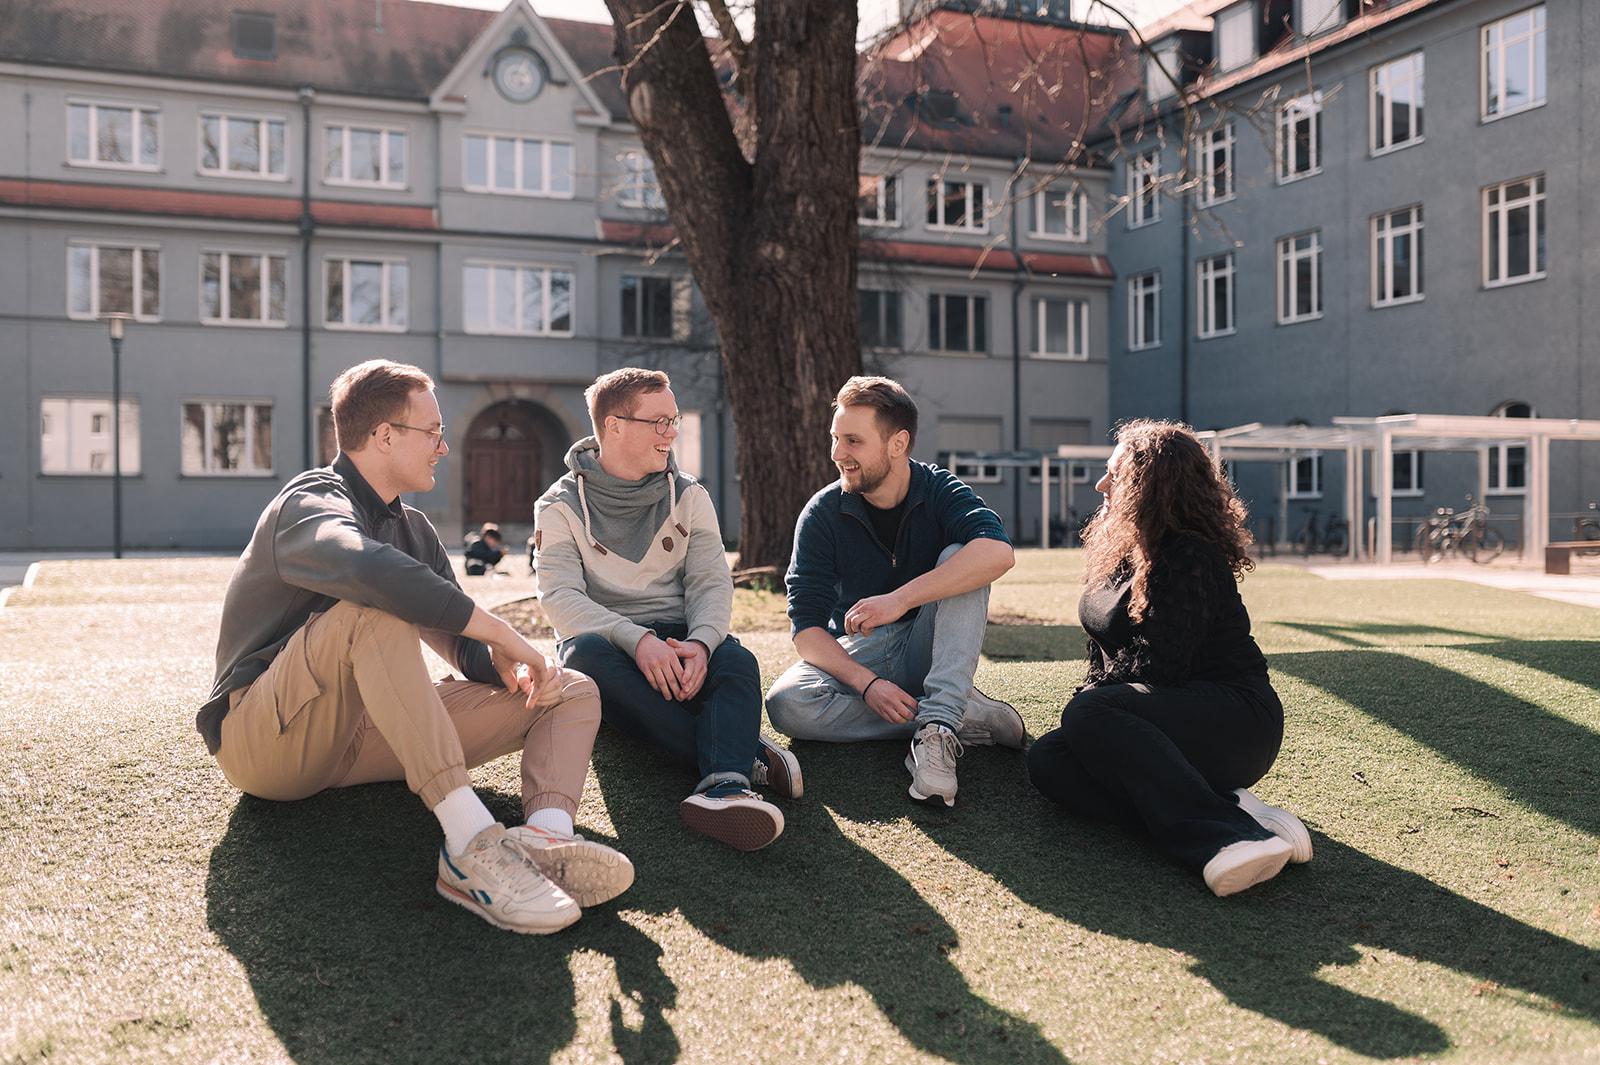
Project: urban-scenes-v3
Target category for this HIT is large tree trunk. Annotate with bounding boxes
[604,0,863,570]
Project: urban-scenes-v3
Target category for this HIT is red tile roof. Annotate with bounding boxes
[0,178,438,229]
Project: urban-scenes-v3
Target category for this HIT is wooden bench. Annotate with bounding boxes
[1544,541,1598,574]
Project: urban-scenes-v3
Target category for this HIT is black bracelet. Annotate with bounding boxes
[863,676,884,698]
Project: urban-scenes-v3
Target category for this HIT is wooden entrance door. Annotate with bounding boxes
[464,403,544,527]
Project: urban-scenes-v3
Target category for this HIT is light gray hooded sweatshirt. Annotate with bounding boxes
[533,436,732,653]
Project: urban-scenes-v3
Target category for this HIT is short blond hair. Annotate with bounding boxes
[835,376,918,448]
[330,359,435,452]
[586,367,670,437]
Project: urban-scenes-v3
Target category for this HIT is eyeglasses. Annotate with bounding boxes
[388,422,447,448]
[615,414,684,436]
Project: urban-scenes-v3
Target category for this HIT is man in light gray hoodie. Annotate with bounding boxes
[534,368,799,850]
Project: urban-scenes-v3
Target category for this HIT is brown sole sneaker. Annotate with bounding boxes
[678,791,784,851]
[755,736,804,800]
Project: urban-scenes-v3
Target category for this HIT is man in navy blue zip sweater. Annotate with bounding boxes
[765,377,1027,807]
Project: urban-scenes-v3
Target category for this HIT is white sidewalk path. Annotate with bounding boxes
[1308,560,1600,610]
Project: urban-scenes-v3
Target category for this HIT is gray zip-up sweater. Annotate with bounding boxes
[195,453,496,754]
[534,437,732,653]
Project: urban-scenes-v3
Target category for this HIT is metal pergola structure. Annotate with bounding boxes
[1194,415,1600,563]
[937,448,1112,548]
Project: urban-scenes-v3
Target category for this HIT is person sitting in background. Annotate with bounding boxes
[465,523,506,576]
[1025,419,1312,898]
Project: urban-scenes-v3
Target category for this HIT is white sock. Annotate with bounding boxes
[434,786,496,856]
[526,807,574,837]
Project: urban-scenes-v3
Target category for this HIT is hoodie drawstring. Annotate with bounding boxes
[575,474,608,555]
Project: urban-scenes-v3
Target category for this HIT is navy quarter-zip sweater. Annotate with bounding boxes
[785,460,1011,638]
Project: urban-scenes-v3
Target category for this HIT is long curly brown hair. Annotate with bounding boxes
[1082,419,1255,621]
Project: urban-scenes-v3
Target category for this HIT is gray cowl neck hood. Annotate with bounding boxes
[563,436,688,563]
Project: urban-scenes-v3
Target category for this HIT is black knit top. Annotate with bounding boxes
[1078,534,1269,690]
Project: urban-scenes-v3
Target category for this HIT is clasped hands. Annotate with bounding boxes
[634,633,709,701]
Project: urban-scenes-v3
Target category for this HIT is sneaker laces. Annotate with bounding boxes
[749,760,770,788]
[917,726,964,766]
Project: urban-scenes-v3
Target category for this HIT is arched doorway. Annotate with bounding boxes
[463,401,549,527]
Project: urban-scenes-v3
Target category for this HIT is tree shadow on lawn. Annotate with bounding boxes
[591,734,1073,1065]
[981,623,1086,663]
[1271,640,1600,837]
[206,785,679,1065]
[913,752,1600,1061]
[1272,621,1500,648]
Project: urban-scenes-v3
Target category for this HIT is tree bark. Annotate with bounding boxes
[604,0,863,570]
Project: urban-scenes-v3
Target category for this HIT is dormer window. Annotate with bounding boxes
[1215,4,1257,71]
[1145,41,1181,102]
[1299,0,1343,36]
[231,12,276,61]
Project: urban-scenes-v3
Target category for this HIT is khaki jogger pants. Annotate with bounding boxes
[215,600,601,818]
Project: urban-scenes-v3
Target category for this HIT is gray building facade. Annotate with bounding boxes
[0,0,1121,550]
[1104,0,1596,549]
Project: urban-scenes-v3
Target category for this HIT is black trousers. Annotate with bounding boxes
[1026,676,1284,871]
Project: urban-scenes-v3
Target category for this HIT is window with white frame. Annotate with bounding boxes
[1287,452,1323,499]
[858,174,899,226]
[67,100,159,170]
[1128,150,1160,227]
[1276,231,1322,324]
[40,396,140,475]
[622,274,675,340]
[200,112,287,178]
[1128,271,1161,350]
[1031,296,1088,360]
[1216,3,1256,71]
[859,288,902,349]
[1032,182,1087,240]
[1277,92,1322,182]
[1488,400,1533,492]
[1371,52,1424,154]
[462,262,574,336]
[1195,123,1234,206]
[1372,205,1423,306]
[941,416,1003,484]
[202,251,287,325]
[928,293,988,353]
[1300,0,1343,35]
[1391,448,1424,495]
[1145,42,1180,102]
[615,150,663,208]
[324,124,406,187]
[325,258,408,330]
[1027,418,1090,484]
[1484,175,1545,286]
[68,243,160,320]
[926,178,987,231]
[674,411,703,480]
[1196,253,1234,338]
[1482,5,1546,120]
[463,133,574,197]
[182,400,273,475]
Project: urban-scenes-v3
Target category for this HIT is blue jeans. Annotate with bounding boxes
[558,624,761,794]
[765,545,987,741]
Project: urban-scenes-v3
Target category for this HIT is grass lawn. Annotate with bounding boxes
[1,550,1596,1064]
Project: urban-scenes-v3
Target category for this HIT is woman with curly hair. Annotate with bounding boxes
[1026,420,1312,896]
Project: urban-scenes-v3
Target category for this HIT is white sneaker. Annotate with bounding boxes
[905,723,963,807]
[1233,788,1313,864]
[436,824,580,934]
[956,687,1027,748]
[1202,837,1294,897]
[505,825,635,908]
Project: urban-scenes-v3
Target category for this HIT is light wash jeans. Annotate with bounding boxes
[765,545,987,741]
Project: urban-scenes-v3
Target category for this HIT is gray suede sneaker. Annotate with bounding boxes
[956,687,1027,748]
[905,723,963,807]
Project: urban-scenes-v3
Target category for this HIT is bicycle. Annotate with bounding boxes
[1414,497,1503,564]
[1574,501,1600,557]
[1292,508,1348,556]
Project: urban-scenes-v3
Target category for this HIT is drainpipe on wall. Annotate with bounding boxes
[1179,176,1191,425]
[1009,163,1026,540]
[298,85,315,469]
[432,107,444,382]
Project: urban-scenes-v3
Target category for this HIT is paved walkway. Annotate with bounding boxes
[1307,559,1600,610]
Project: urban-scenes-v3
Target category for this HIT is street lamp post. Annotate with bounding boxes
[105,314,129,559]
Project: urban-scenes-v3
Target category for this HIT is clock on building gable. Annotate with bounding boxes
[493,48,545,102]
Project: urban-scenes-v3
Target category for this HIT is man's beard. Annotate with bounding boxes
[843,457,891,495]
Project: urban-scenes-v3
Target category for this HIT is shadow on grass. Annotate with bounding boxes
[591,734,1072,1065]
[206,784,678,1065]
[982,623,1086,662]
[1272,640,1600,837]
[1273,621,1500,647]
[917,752,1600,1060]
